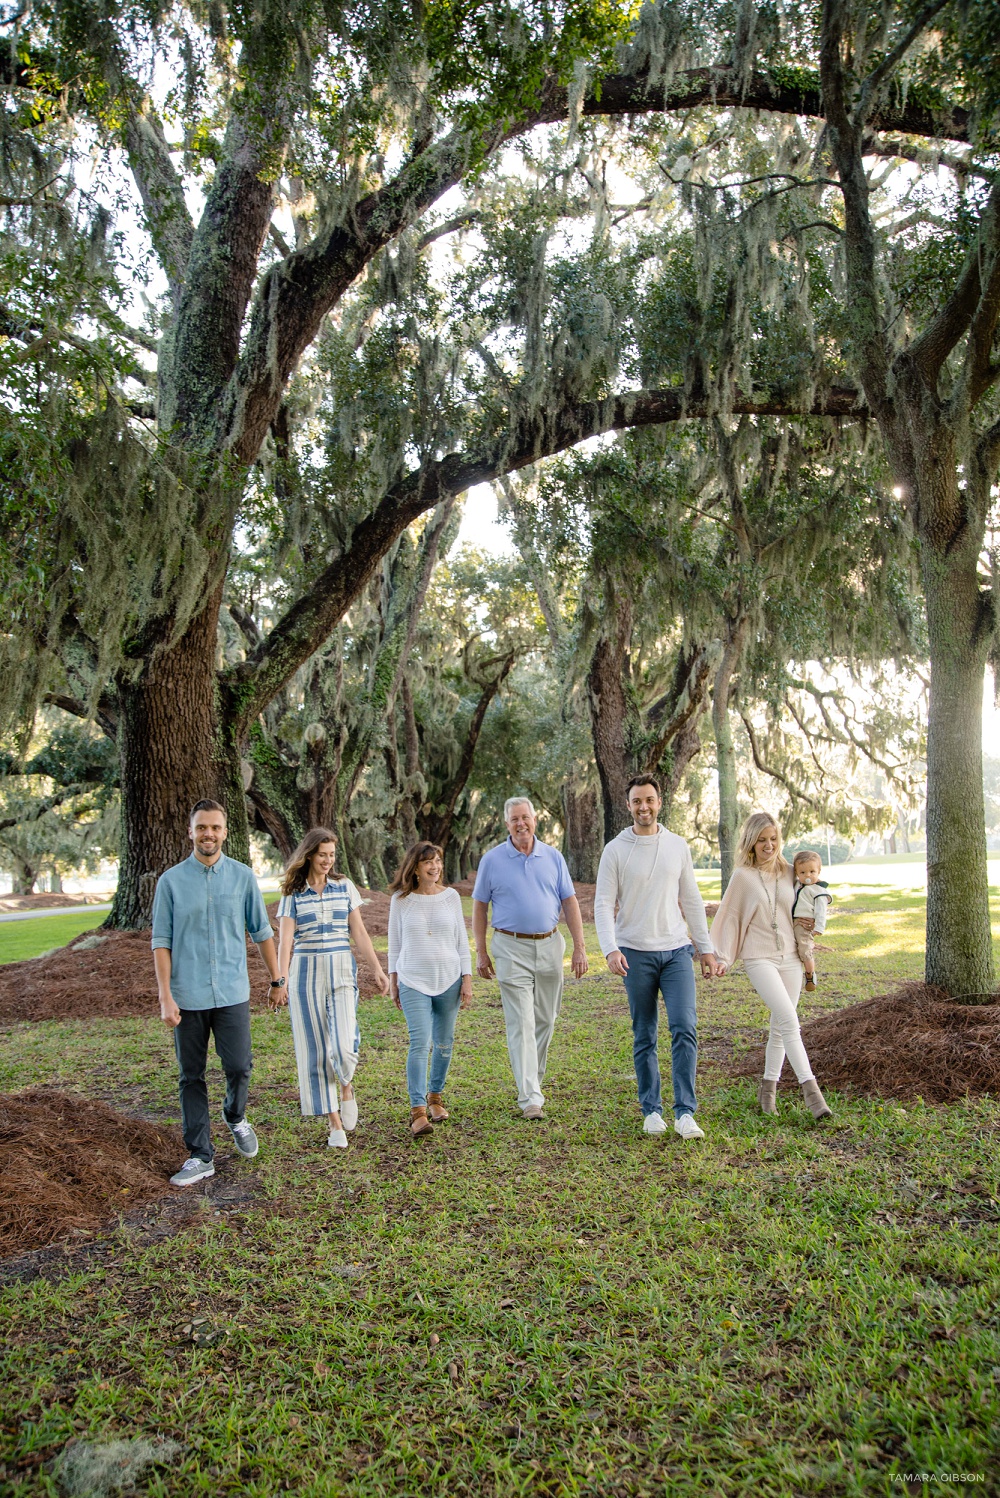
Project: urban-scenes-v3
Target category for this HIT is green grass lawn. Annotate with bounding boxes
[0,909,108,965]
[1,889,999,1496]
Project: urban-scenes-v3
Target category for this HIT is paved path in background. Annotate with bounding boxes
[0,903,112,923]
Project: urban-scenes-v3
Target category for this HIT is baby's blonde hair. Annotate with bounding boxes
[793,848,822,871]
[735,812,789,873]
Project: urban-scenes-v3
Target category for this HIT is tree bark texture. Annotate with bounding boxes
[587,595,639,842]
[922,534,994,995]
[109,586,226,928]
[712,622,748,893]
[562,782,602,882]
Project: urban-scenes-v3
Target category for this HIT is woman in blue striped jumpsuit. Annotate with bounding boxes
[276,828,390,1148]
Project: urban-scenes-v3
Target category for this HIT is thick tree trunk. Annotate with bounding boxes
[712,623,746,893]
[562,782,602,881]
[714,698,739,893]
[658,719,705,812]
[587,596,639,842]
[108,589,226,929]
[11,859,36,896]
[922,545,994,995]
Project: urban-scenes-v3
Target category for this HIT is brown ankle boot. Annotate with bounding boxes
[427,1092,449,1122]
[757,1079,778,1115]
[410,1106,434,1137]
[800,1078,832,1119]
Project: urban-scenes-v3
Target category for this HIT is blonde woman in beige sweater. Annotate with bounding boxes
[711,813,832,1120]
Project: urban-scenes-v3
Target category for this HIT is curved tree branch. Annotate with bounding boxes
[222,380,866,736]
[740,713,824,811]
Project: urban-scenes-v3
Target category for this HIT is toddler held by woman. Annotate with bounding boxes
[791,850,832,993]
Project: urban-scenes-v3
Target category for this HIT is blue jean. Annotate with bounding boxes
[621,946,698,1119]
[398,978,462,1106]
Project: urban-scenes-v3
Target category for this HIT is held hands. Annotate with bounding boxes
[460,976,473,1010]
[699,952,725,979]
[571,945,589,979]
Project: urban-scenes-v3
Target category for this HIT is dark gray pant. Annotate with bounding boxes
[174,1003,253,1162]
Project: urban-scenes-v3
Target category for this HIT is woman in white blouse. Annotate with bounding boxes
[387,841,472,1137]
[711,812,832,1120]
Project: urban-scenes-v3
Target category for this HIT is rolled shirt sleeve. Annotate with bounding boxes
[150,875,174,951]
[246,879,274,946]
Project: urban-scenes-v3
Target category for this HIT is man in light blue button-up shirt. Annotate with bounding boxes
[151,800,281,1186]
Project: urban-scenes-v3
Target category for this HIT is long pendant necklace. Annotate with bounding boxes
[757,868,781,952]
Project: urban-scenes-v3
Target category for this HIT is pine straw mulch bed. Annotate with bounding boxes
[0,1089,185,1259]
[732,982,1000,1103]
[0,892,108,912]
[0,894,391,1023]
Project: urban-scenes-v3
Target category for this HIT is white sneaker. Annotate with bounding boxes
[674,1113,705,1140]
[327,1128,348,1149]
[340,1095,359,1132]
[643,1112,668,1134]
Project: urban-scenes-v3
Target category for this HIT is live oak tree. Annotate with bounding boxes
[2,0,997,1001]
[818,0,1000,993]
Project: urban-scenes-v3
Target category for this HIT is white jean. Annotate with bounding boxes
[742,955,814,1083]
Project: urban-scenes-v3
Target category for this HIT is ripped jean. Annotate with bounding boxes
[397,978,462,1107]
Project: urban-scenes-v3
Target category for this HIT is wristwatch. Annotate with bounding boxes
[269,977,286,988]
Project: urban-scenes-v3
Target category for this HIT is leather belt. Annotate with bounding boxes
[494,927,558,940]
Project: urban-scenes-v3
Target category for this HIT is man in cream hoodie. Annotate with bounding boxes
[595,775,722,1140]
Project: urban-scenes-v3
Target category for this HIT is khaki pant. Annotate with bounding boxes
[792,918,816,969]
[491,929,565,1110]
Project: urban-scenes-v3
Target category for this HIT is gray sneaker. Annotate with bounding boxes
[170,1156,215,1187]
[224,1113,259,1157]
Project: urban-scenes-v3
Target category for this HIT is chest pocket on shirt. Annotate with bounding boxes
[216,892,244,923]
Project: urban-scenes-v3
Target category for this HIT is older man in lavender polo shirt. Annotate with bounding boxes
[472,797,588,1119]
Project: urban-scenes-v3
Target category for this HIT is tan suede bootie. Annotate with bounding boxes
[427,1092,449,1122]
[800,1078,832,1119]
[410,1106,434,1137]
[757,1079,778,1115]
